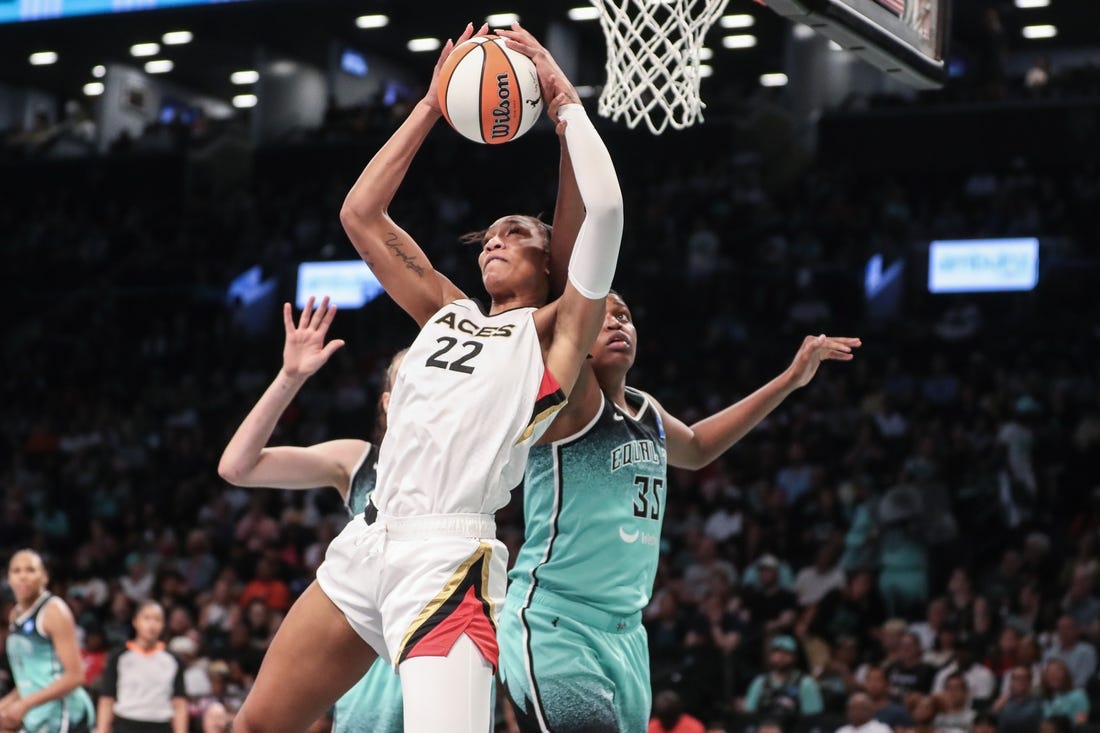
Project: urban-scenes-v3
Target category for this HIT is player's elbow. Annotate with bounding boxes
[217,457,247,486]
[585,189,624,232]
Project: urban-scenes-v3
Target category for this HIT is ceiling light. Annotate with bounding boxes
[698,64,714,78]
[232,94,258,109]
[697,47,714,61]
[486,12,520,26]
[144,59,173,74]
[722,34,757,49]
[162,30,192,45]
[130,43,160,57]
[567,6,600,21]
[760,72,789,87]
[269,60,297,75]
[231,70,259,85]
[1015,0,1049,7]
[1022,24,1057,38]
[92,64,106,78]
[792,23,816,40]
[29,51,58,65]
[720,14,754,28]
[407,37,442,52]
[83,82,105,96]
[355,14,389,29]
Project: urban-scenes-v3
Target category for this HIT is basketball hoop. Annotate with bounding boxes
[590,0,730,134]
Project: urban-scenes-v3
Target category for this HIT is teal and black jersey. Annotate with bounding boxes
[6,594,95,733]
[509,387,667,617]
[345,442,379,517]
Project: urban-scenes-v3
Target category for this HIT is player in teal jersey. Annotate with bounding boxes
[2,550,95,733]
[218,297,405,733]
[499,291,861,732]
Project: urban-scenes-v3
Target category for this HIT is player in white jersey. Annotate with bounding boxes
[218,297,406,733]
[231,22,623,733]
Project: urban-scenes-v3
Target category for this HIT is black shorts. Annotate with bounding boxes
[109,717,172,733]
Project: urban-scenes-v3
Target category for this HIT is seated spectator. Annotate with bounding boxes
[986,627,1023,679]
[682,537,739,602]
[1039,659,1088,725]
[864,666,913,728]
[743,557,800,640]
[887,633,936,699]
[1061,566,1100,633]
[649,690,705,733]
[742,635,824,726]
[933,636,996,704]
[836,692,892,733]
[1041,616,1096,688]
[808,569,886,652]
[992,665,1043,733]
[237,557,290,613]
[924,626,959,670]
[934,673,976,733]
[794,544,846,608]
[911,598,950,652]
[908,694,939,733]
[817,636,861,712]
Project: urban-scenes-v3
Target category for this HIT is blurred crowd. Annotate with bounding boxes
[2,84,1099,733]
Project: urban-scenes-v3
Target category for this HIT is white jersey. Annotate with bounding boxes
[371,298,566,517]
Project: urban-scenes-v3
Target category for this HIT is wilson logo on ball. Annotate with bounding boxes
[438,36,543,145]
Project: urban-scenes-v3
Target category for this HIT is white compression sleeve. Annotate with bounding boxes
[557,103,624,300]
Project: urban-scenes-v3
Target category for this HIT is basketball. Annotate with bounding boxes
[437,35,543,145]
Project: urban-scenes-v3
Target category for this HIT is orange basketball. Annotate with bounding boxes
[437,35,543,145]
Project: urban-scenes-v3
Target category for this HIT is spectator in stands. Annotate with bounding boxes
[1042,616,1097,688]
[1061,566,1100,633]
[910,598,949,651]
[793,544,846,608]
[887,633,936,699]
[836,692,891,733]
[682,536,738,602]
[649,690,706,733]
[864,665,912,728]
[933,636,996,704]
[987,626,1022,679]
[807,569,885,652]
[237,557,289,613]
[908,694,939,733]
[743,556,800,640]
[933,673,975,733]
[1039,659,1088,725]
[742,635,824,725]
[991,665,1043,733]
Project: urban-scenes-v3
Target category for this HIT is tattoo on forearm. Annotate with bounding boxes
[385,231,424,277]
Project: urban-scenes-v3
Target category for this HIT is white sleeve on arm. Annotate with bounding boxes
[557,103,624,300]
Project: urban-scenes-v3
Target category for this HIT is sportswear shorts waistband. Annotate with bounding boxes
[514,581,641,633]
[366,505,496,540]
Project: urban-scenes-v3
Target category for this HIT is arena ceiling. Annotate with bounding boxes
[0,0,1095,110]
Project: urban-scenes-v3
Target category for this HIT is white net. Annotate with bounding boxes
[591,0,730,134]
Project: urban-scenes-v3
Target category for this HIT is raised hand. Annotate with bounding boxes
[495,23,581,122]
[422,22,487,114]
[784,334,862,389]
[281,296,346,379]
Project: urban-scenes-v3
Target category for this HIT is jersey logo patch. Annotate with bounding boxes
[22,619,34,634]
[618,526,640,544]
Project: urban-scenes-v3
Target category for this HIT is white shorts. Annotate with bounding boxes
[316,510,508,669]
